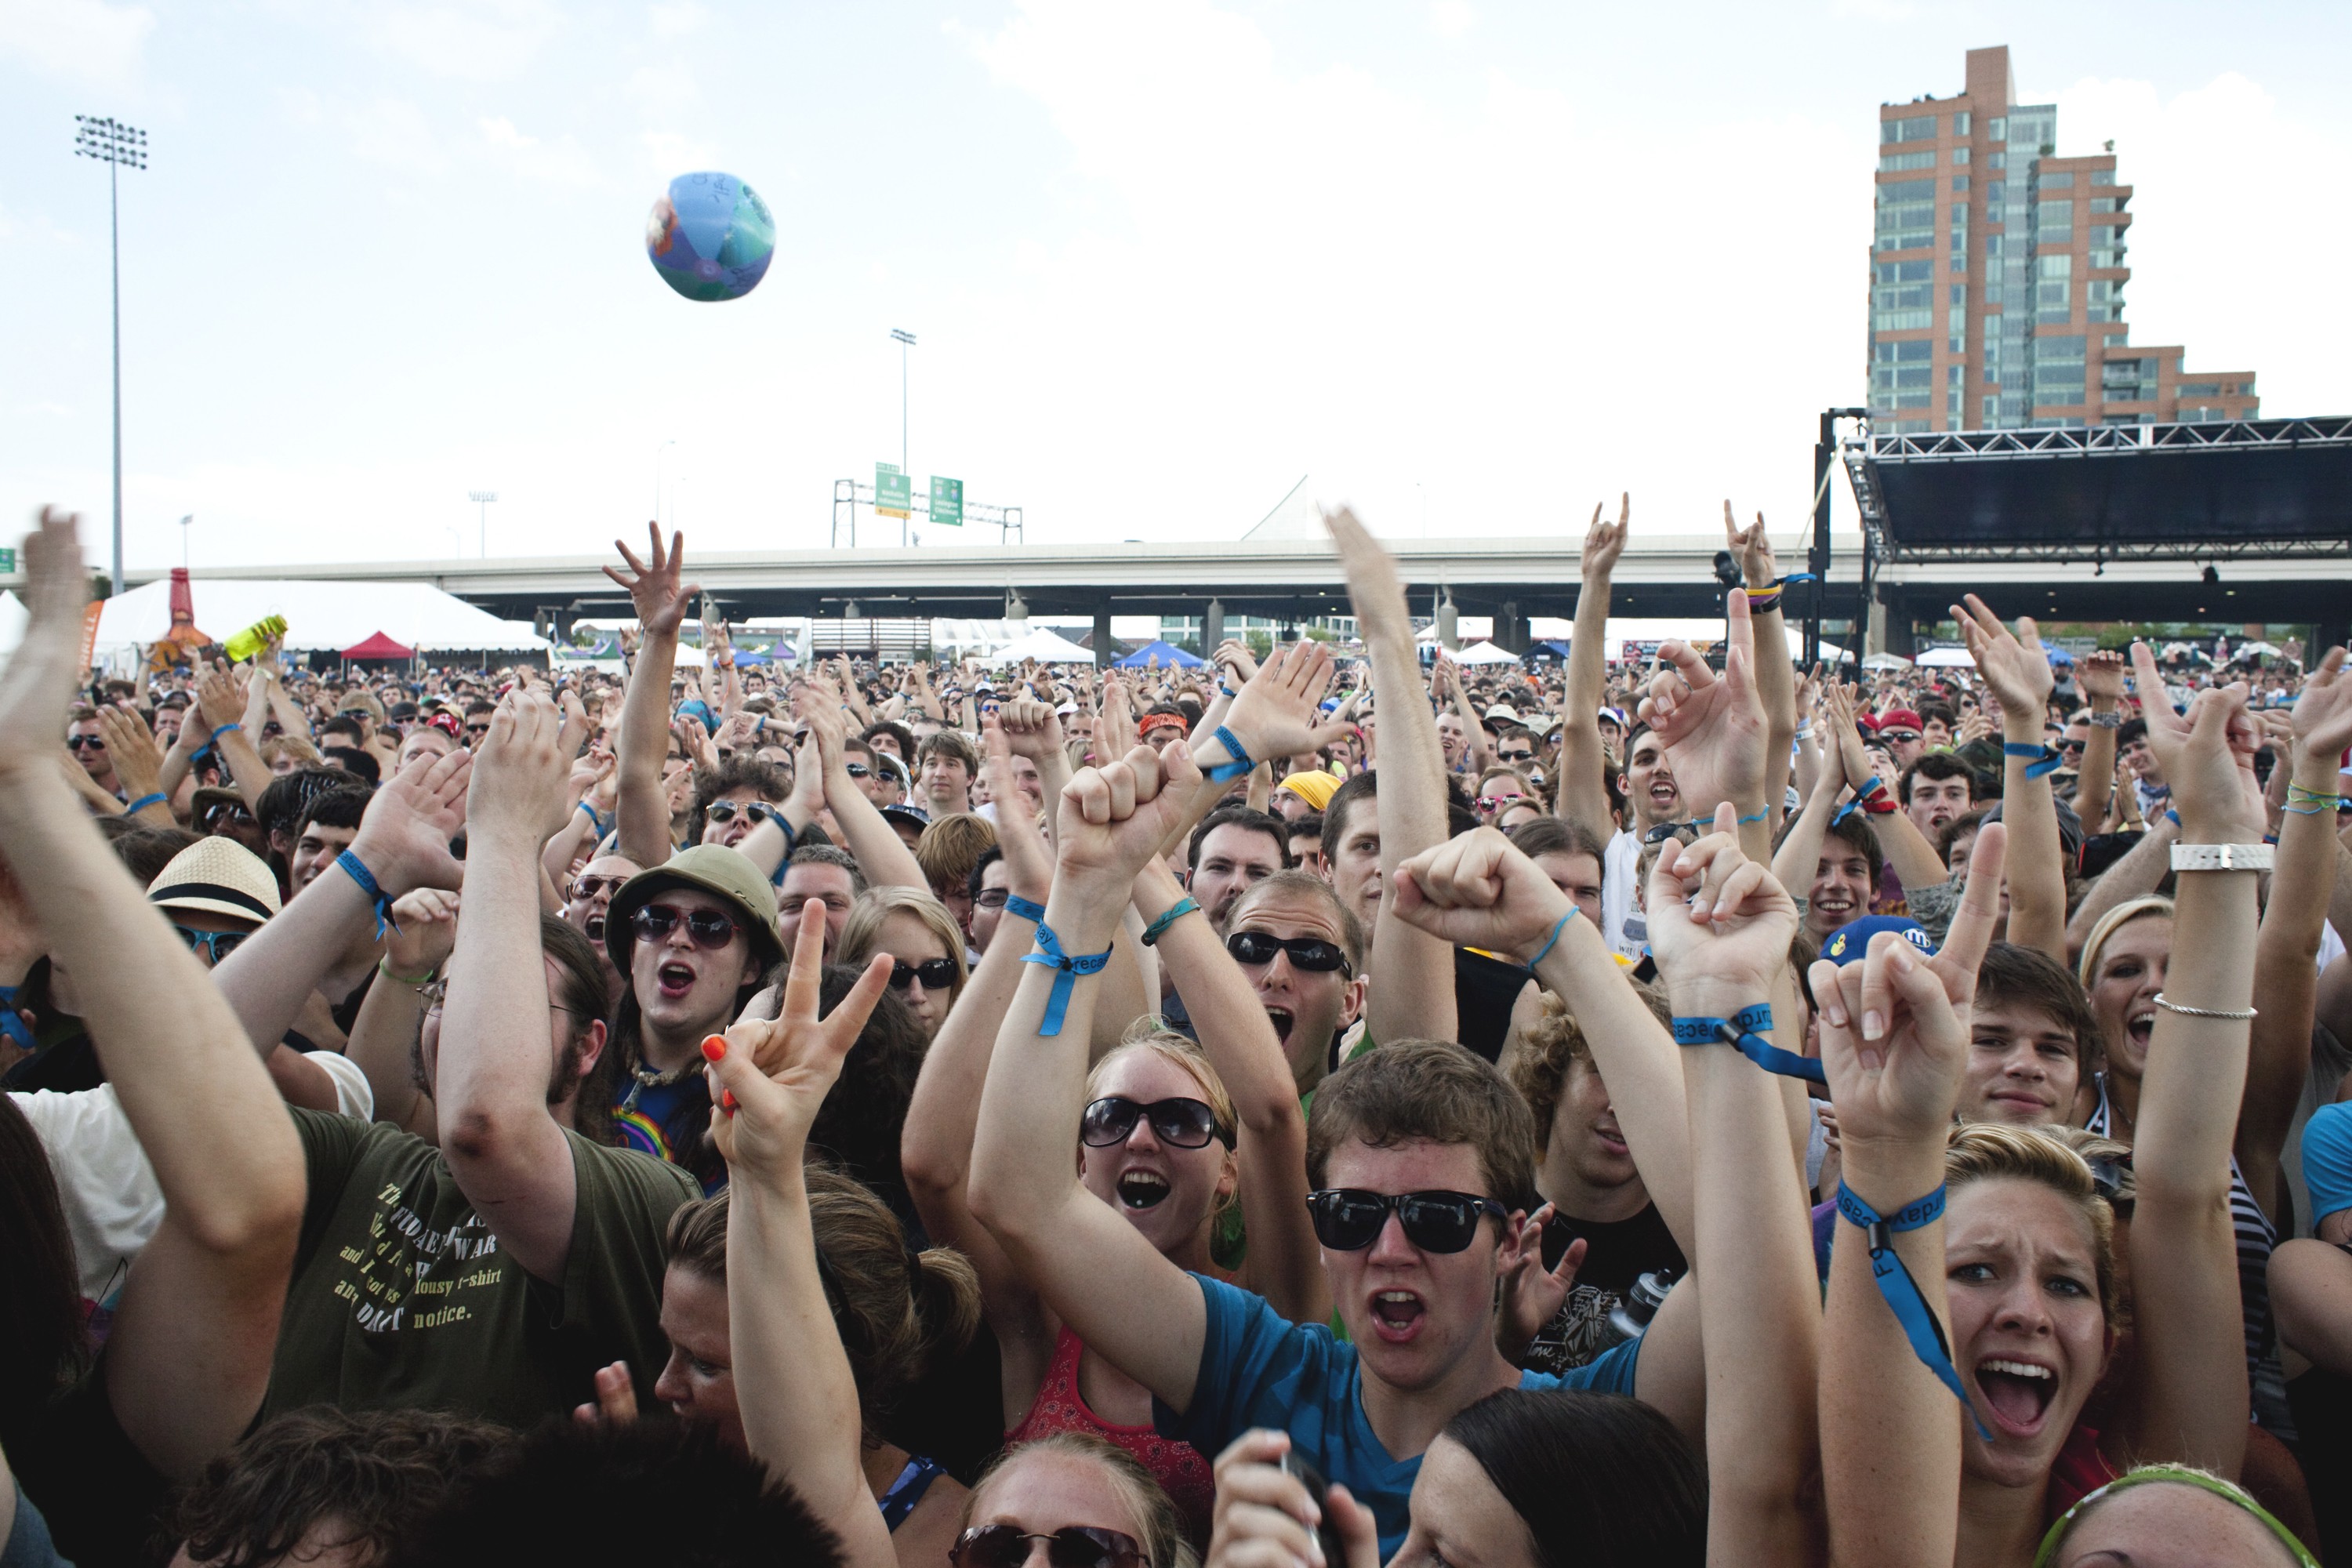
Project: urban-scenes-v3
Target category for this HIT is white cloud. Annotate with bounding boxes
[1428,1,1473,39]
[648,0,708,40]
[368,0,560,82]
[0,0,153,88]
[479,115,600,186]
[347,96,444,174]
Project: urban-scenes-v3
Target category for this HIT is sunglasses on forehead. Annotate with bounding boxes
[951,1526,1147,1568]
[1225,929,1352,975]
[1080,1095,1229,1149]
[1305,1189,1510,1253]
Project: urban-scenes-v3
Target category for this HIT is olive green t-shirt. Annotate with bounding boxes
[265,1108,695,1428]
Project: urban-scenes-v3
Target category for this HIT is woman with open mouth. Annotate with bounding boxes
[1819,659,2308,1566]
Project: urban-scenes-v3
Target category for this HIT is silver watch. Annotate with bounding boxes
[2169,843,2274,873]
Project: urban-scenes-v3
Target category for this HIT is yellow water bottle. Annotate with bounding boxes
[224,614,287,662]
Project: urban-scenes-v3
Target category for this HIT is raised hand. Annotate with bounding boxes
[464,690,568,844]
[1645,803,1799,1000]
[602,524,699,637]
[1497,1205,1588,1359]
[1218,642,1347,766]
[1637,592,1768,817]
[702,901,894,1179]
[1814,822,2005,1152]
[1392,826,1576,958]
[2291,647,2352,764]
[1723,500,1780,589]
[1582,493,1630,579]
[982,717,1054,896]
[2078,649,2128,706]
[1095,674,1138,760]
[1055,743,1206,895]
[0,508,91,775]
[1951,595,2054,722]
[384,887,463,978]
[194,659,248,734]
[1323,505,1411,639]
[570,1361,641,1432]
[96,705,167,803]
[1214,638,1260,688]
[1824,681,1872,788]
[2128,642,2258,840]
[996,696,1065,762]
[350,746,472,895]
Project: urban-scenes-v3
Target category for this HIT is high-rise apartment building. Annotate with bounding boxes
[1868,45,2259,433]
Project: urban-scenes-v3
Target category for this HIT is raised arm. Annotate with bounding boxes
[343,886,461,1140]
[1325,506,1456,1045]
[965,742,1216,1410]
[193,661,272,811]
[1955,597,2066,962]
[1436,653,1493,775]
[799,681,926,891]
[1556,496,1626,835]
[435,689,583,1283]
[606,526,699,868]
[2074,652,2127,830]
[1637,589,1772,864]
[2240,650,2352,1218]
[1726,504,1800,828]
[1132,854,1324,1323]
[2116,649,2258,1476]
[704,916,899,1568]
[1773,703,1849,895]
[2066,812,2182,954]
[0,508,304,1479]
[1812,824,2009,1568]
[96,705,172,826]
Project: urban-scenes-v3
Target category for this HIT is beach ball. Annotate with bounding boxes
[644,172,775,302]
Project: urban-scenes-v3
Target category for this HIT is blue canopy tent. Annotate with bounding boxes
[1113,639,1208,669]
[1527,640,1573,660]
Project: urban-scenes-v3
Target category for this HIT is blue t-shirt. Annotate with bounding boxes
[1155,1274,1641,1559]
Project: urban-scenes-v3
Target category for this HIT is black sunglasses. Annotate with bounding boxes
[888,957,959,991]
[569,874,629,902]
[66,734,106,750]
[951,1526,1147,1568]
[1081,1095,1229,1150]
[1305,1189,1510,1254]
[200,801,256,829]
[2058,738,2087,753]
[1642,820,1700,846]
[1497,748,1536,762]
[630,903,742,949]
[845,762,871,779]
[1226,930,1352,975]
[704,800,778,827]
[1879,729,1922,744]
[174,924,248,964]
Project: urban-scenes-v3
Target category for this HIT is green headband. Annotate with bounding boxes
[2032,1465,2318,1568]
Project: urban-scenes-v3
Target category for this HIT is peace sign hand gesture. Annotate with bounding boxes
[702,904,895,1181]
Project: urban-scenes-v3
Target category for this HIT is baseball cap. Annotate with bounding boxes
[605,844,783,978]
[1876,708,1925,735]
[1821,915,1935,967]
[880,803,932,836]
[147,837,281,927]
[1276,771,1341,811]
[1484,702,1521,724]
[1598,706,1627,728]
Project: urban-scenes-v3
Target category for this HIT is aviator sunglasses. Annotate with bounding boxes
[703,800,779,827]
[1225,930,1352,975]
[1305,1189,1510,1253]
[1080,1095,1230,1150]
[630,903,742,949]
[950,1526,1148,1568]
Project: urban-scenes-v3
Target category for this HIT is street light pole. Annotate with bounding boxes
[890,326,916,472]
[74,115,146,597]
[180,514,191,571]
[469,491,498,558]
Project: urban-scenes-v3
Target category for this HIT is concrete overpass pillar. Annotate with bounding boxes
[1498,600,1530,655]
[1202,598,1225,653]
[1093,607,1114,665]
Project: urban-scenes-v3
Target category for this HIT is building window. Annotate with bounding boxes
[2036,254,2073,278]
[2090,197,2120,213]
[1878,178,1936,203]
[1952,175,1969,193]
[1875,260,1933,284]
[1954,146,1970,165]
[1879,150,1936,172]
[1886,114,1937,143]
[1955,111,1972,135]
[1988,151,2005,170]
[1988,117,2007,139]
[2176,383,2221,398]
[2092,169,2116,186]
[2040,171,2074,189]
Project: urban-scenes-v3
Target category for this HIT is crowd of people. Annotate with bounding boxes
[3,496,2349,1568]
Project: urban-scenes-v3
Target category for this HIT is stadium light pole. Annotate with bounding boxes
[179,513,191,571]
[74,114,147,597]
[469,490,498,557]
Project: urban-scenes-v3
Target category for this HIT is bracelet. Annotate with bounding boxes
[1744,588,1784,613]
[379,956,437,987]
[2163,808,2180,827]
[209,722,241,746]
[335,848,398,939]
[576,800,608,837]
[1203,724,1254,782]
[1833,776,1884,826]
[2282,801,2332,817]
[2288,783,2344,807]
[2003,741,2064,780]
[1834,1182,1991,1440]
[1002,893,1047,924]
[2152,992,2258,1021]
[1021,920,1112,1036]
[1524,908,1578,970]
[123,791,169,815]
[2089,710,2123,729]
[1671,1003,1826,1083]
[1140,897,1200,946]
[2168,843,2273,873]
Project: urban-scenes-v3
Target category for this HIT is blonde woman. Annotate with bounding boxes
[842,887,968,1041]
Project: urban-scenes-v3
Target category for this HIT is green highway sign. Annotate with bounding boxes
[875,463,911,518]
[930,476,964,527]
[0,549,16,573]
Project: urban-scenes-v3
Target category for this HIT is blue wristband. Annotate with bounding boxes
[0,984,32,1051]
[1524,908,1577,971]
[576,800,607,837]
[1835,1181,1991,1440]
[335,849,398,940]
[1203,724,1254,782]
[209,722,241,746]
[1021,920,1112,1036]
[2003,741,2064,780]
[124,791,169,815]
[1141,897,1199,946]
[1002,894,1047,924]
[1670,1004,1826,1083]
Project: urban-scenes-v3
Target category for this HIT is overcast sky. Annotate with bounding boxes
[4,0,2347,572]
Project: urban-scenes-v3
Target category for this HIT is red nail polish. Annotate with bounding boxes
[701,1035,726,1062]
[722,1090,739,1112]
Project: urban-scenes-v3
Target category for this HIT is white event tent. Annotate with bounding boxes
[987,626,1097,666]
[93,579,549,662]
[1451,641,1520,665]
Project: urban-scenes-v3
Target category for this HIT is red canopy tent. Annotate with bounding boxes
[340,631,416,661]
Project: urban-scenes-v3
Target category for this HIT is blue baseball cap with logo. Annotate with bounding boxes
[1822,915,1936,967]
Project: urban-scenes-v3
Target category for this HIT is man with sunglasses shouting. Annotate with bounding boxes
[967,644,1640,1562]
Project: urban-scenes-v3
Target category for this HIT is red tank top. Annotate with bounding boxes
[2045,1421,2125,1520]
[1004,1327,1214,1543]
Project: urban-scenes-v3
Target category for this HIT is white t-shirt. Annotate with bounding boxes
[1602,827,1646,960]
[13,1050,372,1312]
